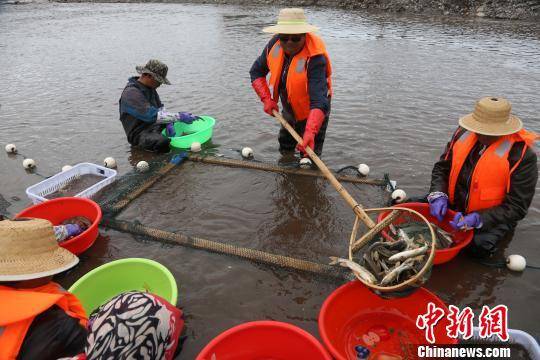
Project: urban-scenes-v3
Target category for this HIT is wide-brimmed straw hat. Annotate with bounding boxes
[0,218,79,282]
[459,97,522,136]
[263,8,319,34]
[136,59,171,85]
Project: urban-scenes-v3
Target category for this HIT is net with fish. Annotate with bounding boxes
[346,207,437,296]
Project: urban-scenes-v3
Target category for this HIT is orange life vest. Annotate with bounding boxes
[266,33,332,121]
[447,128,537,212]
[0,282,87,360]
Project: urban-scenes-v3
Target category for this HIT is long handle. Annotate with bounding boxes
[273,111,376,228]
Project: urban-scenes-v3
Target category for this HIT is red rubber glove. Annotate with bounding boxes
[297,108,325,156]
[251,77,278,116]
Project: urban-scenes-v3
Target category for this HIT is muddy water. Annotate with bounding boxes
[45,173,105,198]
[1,2,539,358]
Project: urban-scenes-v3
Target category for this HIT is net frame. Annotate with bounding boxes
[348,207,437,293]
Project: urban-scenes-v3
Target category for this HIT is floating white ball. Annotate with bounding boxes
[190,142,201,152]
[299,157,312,168]
[241,147,253,159]
[5,144,17,154]
[391,189,407,203]
[103,157,117,168]
[358,163,370,176]
[136,160,150,172]
[23,158,36,169]
[62,165,73,172]
[506,254,526,272]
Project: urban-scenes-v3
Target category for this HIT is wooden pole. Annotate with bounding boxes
[273,111,376,228]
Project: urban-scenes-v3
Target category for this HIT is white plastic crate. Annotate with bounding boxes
[26,162,117,204]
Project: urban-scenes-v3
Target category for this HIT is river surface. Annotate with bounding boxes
[1,2,539,358]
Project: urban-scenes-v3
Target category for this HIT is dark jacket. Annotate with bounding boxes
[249,35,330,119]
[19,305,87,360]
[430,127,538,230]
[119,77,163,144]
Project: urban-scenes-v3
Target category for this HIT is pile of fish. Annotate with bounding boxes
[390,222,454,250]
[331,224,447,287]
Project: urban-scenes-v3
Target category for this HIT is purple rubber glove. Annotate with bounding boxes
[166,123,176,137]
[176,112,200,124]
[449,212,482,231]
[428,193,448,222]
[53,224,83,243]
[65,223,83,237]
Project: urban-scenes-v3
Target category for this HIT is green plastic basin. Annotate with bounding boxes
[68,258,178,314]
[162,115,216,149]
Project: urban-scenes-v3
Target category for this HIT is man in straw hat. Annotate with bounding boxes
[250,8,332,158]
[428,97,538,258]
[0,218,88,359]
[119,59,200,153]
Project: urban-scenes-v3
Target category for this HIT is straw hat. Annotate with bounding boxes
[263,8,319,34]
[459,97,522,136]
[0,218,79,281]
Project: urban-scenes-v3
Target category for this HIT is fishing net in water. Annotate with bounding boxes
[93,150,437,293]
[344,207,437,298]
[94,152,179,216]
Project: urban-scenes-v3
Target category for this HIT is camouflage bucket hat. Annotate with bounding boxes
[136,59,171,85]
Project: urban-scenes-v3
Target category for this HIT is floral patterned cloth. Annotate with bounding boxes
[62,291,183,360]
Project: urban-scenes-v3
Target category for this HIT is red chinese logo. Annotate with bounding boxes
[478,305,509,341]
[416,303,509,343]
[416,302,445,344]
[446,305,474,340]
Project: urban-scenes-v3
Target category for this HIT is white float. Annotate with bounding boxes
[358,163,370,176]
[391,189,407,203]
[299,157,312,168]
[136,161,150,172]
[5,144,17,154]
[506,254,526,272]
[190,142,202,152]
[241,147,254,159]
[103,157,117,168]
[23,158,36,169]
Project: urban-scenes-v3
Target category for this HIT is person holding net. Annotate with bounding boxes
[428,97,538,258]
[119,59,200,153]
[249,8,332,159]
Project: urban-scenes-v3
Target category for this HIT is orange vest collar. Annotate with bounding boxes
[267,33,332,120]
[0,282,87,360]
[448,129,534,212]
[0,285,64,326]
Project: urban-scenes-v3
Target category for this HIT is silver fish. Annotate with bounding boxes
[398,228,414,246]
[388,244,429,263]
[329,257,377,284]
[434,227,454,248]
[380,258,415,286]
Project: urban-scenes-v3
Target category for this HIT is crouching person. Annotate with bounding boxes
[0,218,88,360]
[119,59,200,153]
[74,291,184,360]
[428,97,538,258]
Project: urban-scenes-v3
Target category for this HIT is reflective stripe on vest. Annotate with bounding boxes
[267,33,332,120]
[0,283,87,359]
[447,129,535,212]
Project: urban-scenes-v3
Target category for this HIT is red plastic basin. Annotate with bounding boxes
[16,197,102,255]
[319,281,456,360]
[377,202,473,265]
[196,321,332,360]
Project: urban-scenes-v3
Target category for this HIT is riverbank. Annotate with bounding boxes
[42,0,540,20]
